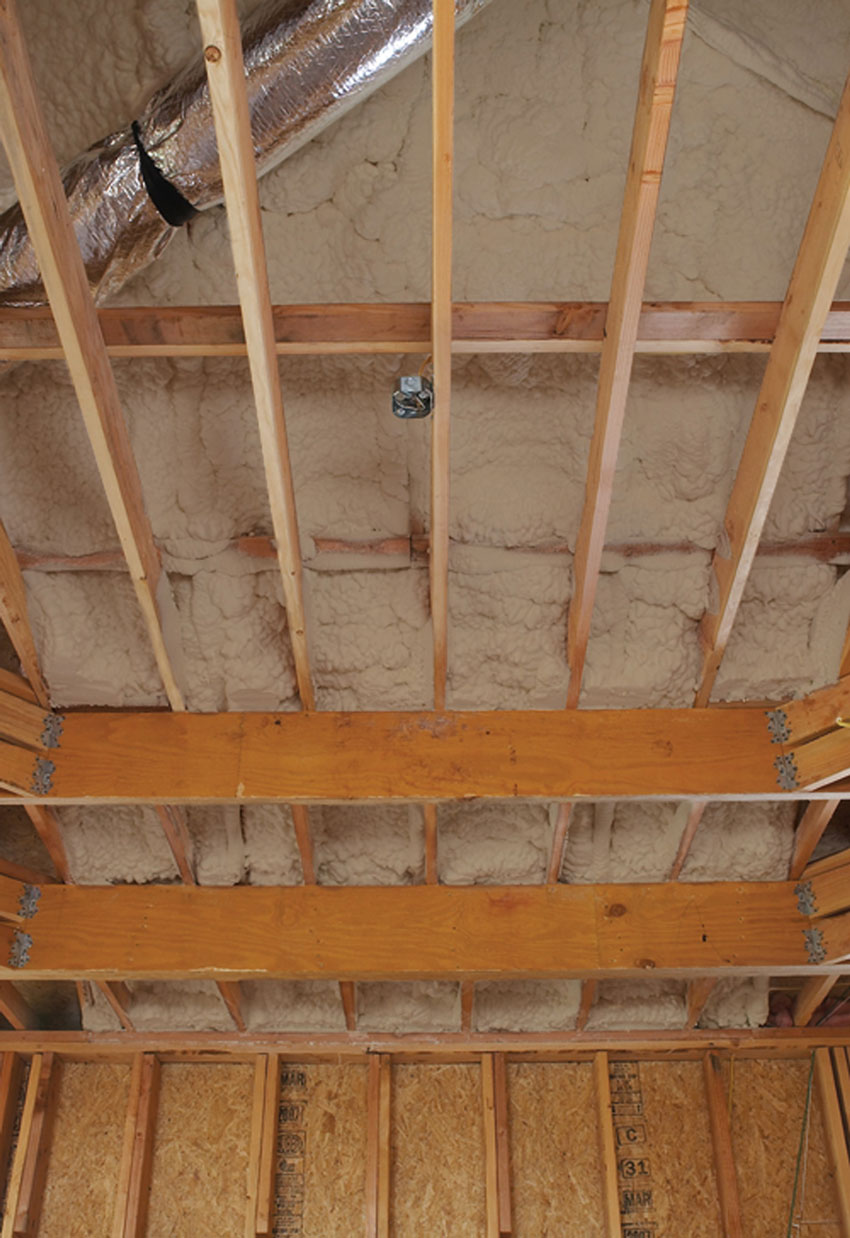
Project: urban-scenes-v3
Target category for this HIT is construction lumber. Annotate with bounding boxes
[111,1053,160,1238]
[197,0,314,709]
[97,982,135,1032]
[790,800,841,879]
[429,0,455,709]
[482,1054,512,1236]
[339,982,357,1031]
[0,689,49,755]
[696,68,850,707]
[245,1057,268,1238]
[253,1054,279,1236]
[216,981,246,1032]
[0,880,814,982]
[290,805,316,884]
[685,979,717,1029]
[576,981,597,1031]
[0,1,185,712]
[546,804,571,884]
[5,301,850,360]
[594,1053,621,1238]
[461,981,475,1033]
[424,804,439,884]
[670,801,707,879]
[566,0,687,706]
[0,704,812,804]
[781,680,850,746]
[794,975,840,1026]
[0,521,47,709]
[0,984,36,1032]
[366,1054,391,1238]
[0,1025,846,1060]
[154,806,195,885]
[0,861,52,888]
[790,728,850,791]
[0,1053,23,1192]
[21,807,70,884]
[814,1048,850,1234]
[797,859,850,919]
[702,1053,743,1237]
[1,1051,60,1238]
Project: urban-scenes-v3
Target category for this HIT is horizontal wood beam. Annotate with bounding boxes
[0,881,816,982]
[0,706,814,804]
[4,302,850,360]
[0,1026,848,1061]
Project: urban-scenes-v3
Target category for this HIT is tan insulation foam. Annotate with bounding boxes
[391,1064,485,1236]
[147,1064,253,1236]
[508,1062,604,1236]
[731,1058,841,1235]
[638,1061,723,1237]
[293,1063,369,1233]
[39,1063,130,1238]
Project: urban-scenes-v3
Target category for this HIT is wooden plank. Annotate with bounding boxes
[0,739,39,797]
[216,981,246,1032]
[197,0,314,710]
[424,804,439,884]
[703,1053,743,1237]
[781,680,850,745]
[26,705,797,805]
[0,693,49,754]
[576,980,597,1031]
[461,981,475,1033]
[97,982,135,1032]
[0,878,25,925]
[493,1054,511,1234]
[832,1046,850,1139]
[290,805,316,885]
[565,0,687,706]
[805,848,850,879]
[482,1054,500,1238]
[817,911,850,963]
[0,2,185,711]
[794,975,840,1026]
[814,1048,850,1234]
[0,985,36,1032]
[366,1054,390,1238]
[803,862,850,919]
[0,862,51,888]
[670,801,707,879]
[245,1056,268,1238]
[254,1053,279,1236]
[7,301,850,360]
[0,674,35,707]
[594,1053,621,1238]
[790,728,850,791]
[2,1051,60,1238]
[154,806,195,884]
[429,0,456,709]
[0,521,47,709]
[0,1053,22,1194]
[21,807,70,885]
[339,982,357,1032]
[696,69,850,706]
[546,804,571,884]
[111,1053,160,1238]
[5,880,810,982]
[790,800,841,879]
[685,979,717,1029]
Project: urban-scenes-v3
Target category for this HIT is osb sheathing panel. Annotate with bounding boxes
[39,1063,130,1238]
[147,1064,253,1237]
[639,1061,723,1237]
[391,1064,485,1236]
[731,1059,840,1236]
[300,1063,369,1232]
[507,1062,604,1236]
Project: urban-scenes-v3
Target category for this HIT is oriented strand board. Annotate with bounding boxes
[391,1064,485,1236]
[147,1064,253,1237]
[39,1063,130,1238]
[639,1062,723,1237]
[508,1062,604,1236]
[731,1058,841,1236]
[303,1064,368,1231]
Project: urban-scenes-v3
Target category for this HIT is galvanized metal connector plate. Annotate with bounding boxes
[774,753,798,790]
[803,927,826,965]
[40,714,64,749]
[8,930,32,969]
[30,757,55,796]
[795,879,817,917]
[765,708,790,744]
[18,885,40,920]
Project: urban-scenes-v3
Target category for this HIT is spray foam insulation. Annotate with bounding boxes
[391,1064,485,1235]
[507,1062,604,1236]
[731,1058,841,1235]
[39,1064,130,1238]
[147,1064,253,1237]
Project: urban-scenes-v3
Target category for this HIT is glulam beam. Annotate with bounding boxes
[197,0,314,710]
[0,705,801,803]
[0,881,815,982]
[566,0,687,706]
[696,69,850,706]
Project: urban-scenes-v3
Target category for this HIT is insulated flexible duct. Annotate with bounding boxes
[0,0,491,306]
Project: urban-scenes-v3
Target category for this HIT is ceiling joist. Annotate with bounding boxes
[0,0,186,712]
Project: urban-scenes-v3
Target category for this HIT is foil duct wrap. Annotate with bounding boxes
[0,0,491,307]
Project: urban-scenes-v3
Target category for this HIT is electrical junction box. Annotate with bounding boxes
[392,374,434,419]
